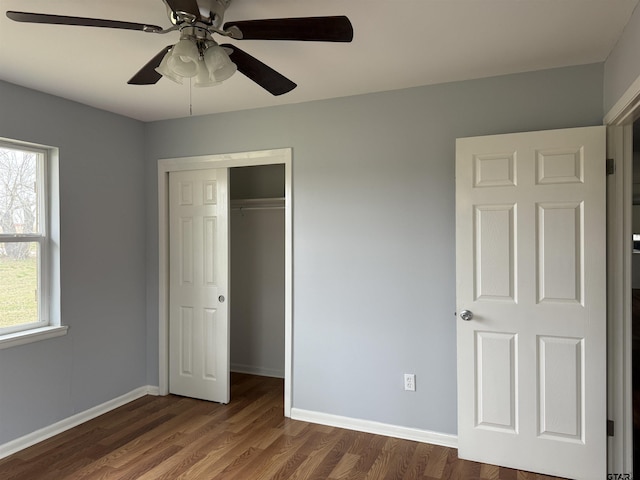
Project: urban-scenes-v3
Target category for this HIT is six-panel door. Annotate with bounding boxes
[456,126,606,479]
[169,168,230,403]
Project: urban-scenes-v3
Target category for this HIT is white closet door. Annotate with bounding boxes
[169,168,229,403]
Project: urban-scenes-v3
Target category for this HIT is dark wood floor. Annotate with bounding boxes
[0,373,563,479]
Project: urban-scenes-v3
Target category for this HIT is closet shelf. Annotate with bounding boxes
[231,197,285,210]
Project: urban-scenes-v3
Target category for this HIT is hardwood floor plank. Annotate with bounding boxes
[342,433,387,480]
[99,413,176,450]
[422,444,450,479]
[0,374,569,480]
[252,429,319,480]
[363,437,398,479]
[329,452,360,479]
[76,464,116,480]
[481,463,501,480]
[226,392,283,433]
[312,430,360,480]
[288,430,351,480]
[134,447,207,480]
[215,445,265,478]
[173,431,246,479]
[284,431,336,480]
[1,428,111,480]
[499,465,518,480]
[227,435,301,480]
[106,444,182,480]
[446,450,481,480]
[176,432,261,479]
[282,418,312,437]
[381,439,418,480]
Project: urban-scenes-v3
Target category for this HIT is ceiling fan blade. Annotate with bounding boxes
[128,46,172,85]
[6,11,162,32]
[164,0,200,18]
[224,16,353,42]
[221,44,296,96]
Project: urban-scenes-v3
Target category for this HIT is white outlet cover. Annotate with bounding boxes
[404,373,416,391]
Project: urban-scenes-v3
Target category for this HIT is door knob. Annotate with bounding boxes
[218,295,225,303]
[459,310,474,321]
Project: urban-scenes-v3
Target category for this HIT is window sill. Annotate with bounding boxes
[0,325,69,350]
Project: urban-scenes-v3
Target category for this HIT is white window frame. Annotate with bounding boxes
[0,138,66,349]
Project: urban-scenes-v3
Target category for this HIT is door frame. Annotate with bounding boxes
[605,77,640,474]
[157,148,293,416]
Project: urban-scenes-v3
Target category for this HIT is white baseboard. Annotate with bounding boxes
[231,363,284,379]
[290,408,458,449]
[0,385,159,460]
[0,388,456,461]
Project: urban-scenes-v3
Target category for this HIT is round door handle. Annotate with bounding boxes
[218,295,225,303]
[459,310,474,321]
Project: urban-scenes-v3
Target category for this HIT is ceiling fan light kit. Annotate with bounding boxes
[6,0,354,95]
[203,44,236,82]
[156,53,185,84]
[194,63,221,88]
[154,34,236,86]
[165,38,200,78]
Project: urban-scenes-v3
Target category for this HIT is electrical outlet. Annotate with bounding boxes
[404,373,416,391]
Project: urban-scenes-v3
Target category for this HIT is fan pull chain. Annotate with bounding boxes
[189,79,193,116]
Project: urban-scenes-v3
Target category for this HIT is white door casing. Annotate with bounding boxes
[455,126,606,479]
[157,148,292,415]
[169,168,230,403]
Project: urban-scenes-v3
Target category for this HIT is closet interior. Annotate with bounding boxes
[229,164,286,378]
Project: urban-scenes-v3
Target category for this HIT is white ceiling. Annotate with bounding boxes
[0,0,638,122]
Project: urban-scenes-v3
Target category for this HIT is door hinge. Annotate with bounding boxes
[607,158,615,175]
[607,419,615,436]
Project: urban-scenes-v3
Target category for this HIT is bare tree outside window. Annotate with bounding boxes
[0,148,38,258]
[0,146,41,328]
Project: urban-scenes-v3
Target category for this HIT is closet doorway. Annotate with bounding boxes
[157,148,293,415]
[230,165,286,379]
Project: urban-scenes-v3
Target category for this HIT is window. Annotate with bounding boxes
[0,139,63,347]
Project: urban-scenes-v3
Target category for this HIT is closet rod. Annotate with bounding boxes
[232,205,284,211]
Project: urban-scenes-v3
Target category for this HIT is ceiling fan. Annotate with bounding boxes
[5,0,354,95]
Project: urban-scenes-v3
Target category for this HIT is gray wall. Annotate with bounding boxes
[604,2,640,114]
[0,80,147,444]
[144,63,604,434]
